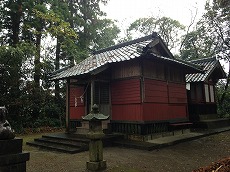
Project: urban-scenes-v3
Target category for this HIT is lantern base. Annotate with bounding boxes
[86,160,106,171]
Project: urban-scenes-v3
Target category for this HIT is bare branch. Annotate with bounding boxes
[179,6,198,51]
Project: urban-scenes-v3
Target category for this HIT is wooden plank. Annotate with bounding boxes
[69,86,85,107]
[142,103,188,121]
[168,82,187,103]
[145,96,168,103]
[70,107,85,119]
[145,90,168,97]
[111,104,142,121]
[144,79,168,103]
[112,60,141,79]
[111,78,141,104]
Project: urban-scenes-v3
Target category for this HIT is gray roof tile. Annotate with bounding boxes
[50,33,201,80]
[186,57,223,82]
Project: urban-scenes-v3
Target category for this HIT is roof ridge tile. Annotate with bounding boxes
[93,32,157,55]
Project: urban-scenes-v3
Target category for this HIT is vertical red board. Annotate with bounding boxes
[69,86,85,120]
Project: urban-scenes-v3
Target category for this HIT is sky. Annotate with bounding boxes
[101,0,207,33]
[101,0,229,71]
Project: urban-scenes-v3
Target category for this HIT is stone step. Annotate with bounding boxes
[42,134,89,143]
[34,137,87,148]
[199,114,218,120]
[26,133,123,154]
[26,133,90,154]
[26,141,87,154]
[195,118,230,129]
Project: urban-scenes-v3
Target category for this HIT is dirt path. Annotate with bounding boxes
[25,130,230,172]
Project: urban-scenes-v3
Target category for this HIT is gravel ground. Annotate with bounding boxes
[24,130,230,172]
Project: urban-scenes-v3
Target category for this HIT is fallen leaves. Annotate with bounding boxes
[193,157,230,172]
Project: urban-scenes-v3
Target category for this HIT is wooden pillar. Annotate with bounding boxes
[66,79,70,133]
[91,80,95,110]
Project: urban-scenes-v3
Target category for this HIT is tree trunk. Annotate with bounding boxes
[34,0,44,87]
[55,38,61,99]
[68,0,75,65]
[10,0,22,46]
[34,31,42,87]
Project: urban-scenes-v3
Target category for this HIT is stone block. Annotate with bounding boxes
[173,130,182,136]
[0,152,30,172]
[0,138,30,172]
[0,153,30,166]
[89,140,103,162]
[182,129,190,134]
[86,160,106,171]
[0,162,26,172]
[0,138,22,155]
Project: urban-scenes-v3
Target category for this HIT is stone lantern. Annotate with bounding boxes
[82,104,109,171]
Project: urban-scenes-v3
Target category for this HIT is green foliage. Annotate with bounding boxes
[92,19,120,50]
[180,28,215,60]
[127,16,185,51]
[0,43,35,108]
[216,80,230,117]
[8,81,65,133]
[33,9,78,39]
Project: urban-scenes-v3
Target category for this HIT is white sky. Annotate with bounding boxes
[101,0,207,33]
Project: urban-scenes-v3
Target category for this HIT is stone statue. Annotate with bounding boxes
[0,106,15,139]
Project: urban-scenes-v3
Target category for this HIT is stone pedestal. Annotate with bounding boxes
[86,133,106,171]
[0,138,30,172]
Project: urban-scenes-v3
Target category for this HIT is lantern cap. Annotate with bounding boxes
[82,104,109,121]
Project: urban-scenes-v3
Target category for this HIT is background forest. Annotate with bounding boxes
[0,0,229,133]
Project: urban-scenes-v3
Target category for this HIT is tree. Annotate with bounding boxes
[127,16,185,51]
[0,43,35,116]
[179,25,216,60]
[180,0,230,116]
[205,0,230,111]
[0,0,23,46]
[0,0,120,131]
[181,0,229,60]
[91,19,120,50]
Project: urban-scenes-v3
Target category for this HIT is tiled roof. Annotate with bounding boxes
[186,57,224,82]
[50,33,201,80]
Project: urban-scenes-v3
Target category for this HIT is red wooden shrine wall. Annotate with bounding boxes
[111,78,142,121]
[111,78,188,122]
[143,79,188,121]
[69,85,85,119]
